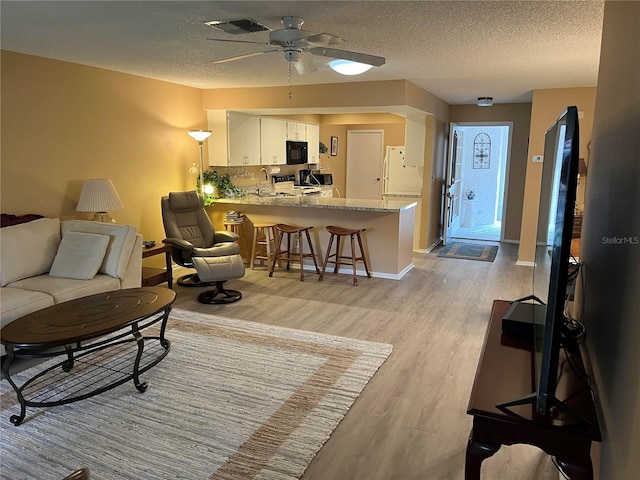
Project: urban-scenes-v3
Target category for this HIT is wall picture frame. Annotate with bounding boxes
[330,136,338,156]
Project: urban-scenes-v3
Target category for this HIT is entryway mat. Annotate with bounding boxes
[437,242,498,262]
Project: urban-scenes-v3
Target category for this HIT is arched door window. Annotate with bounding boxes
[473,133,491,169]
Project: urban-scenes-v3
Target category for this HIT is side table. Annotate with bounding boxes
[224,216,247,264]
[142,244,173,289]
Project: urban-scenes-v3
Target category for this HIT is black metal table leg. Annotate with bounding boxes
[2,348,27,426]
[61,345,75,372]
[159,306,171,349]
[131,324,147,393]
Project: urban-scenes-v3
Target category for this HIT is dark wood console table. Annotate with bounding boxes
[466,300,601,479]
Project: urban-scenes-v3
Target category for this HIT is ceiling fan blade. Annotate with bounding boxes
[303,33,343,47]
[213,50,279,64]
[293,52,317,75]
[206,38,270,46]
[309,47,386,67]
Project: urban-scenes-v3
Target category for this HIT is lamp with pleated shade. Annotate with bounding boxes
[76,179,124,223]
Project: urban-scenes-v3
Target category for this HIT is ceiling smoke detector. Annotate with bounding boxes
[477,97,494,107]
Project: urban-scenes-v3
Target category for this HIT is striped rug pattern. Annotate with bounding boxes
[0,308,392,479]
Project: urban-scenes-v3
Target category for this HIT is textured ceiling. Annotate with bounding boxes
[0,1,605,105]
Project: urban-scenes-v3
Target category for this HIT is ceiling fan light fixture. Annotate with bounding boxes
[329,59,373,76]
[477,97,494,107]
[284,49,302,62]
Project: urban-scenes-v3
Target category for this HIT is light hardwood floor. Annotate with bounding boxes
[173,242,561,480]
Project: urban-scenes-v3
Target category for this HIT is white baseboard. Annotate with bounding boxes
[516,260,535,267]
[297,262,414,281]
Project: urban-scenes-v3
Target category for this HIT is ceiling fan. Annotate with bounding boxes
[205,16,385,75]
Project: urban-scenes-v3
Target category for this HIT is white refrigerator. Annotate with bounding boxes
[383,146,422,195]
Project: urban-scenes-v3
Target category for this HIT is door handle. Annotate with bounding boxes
[446,183,456,197]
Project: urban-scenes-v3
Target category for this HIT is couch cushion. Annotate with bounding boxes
[7,274,121,305]
[61,220,137,279]
[49,232,110,280]
[0,218,61,287]
[0,287,54,329]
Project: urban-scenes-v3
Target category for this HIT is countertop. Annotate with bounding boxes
[212,195,417,213]
[382,192,422,199]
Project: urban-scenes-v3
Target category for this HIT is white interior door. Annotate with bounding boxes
[442,127,462,245]
[346,130,384,199]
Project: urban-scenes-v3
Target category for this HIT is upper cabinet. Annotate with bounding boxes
[260,117,287,165]
[227,112,261,166]
[208,111,320,166]
[306,124,320,164]
[286,121,306,141]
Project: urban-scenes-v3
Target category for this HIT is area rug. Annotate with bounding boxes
[0,309,392,479]
[437,242,498,262]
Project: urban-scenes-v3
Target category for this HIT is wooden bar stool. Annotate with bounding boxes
[269,224,320,282]
[250,223,278,269]
[319,226,372,286]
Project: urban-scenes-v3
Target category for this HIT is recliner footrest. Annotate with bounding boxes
[192,254,245,282]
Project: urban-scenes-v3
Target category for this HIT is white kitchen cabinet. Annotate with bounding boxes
[306,124,320,164]
[260,117,287,165]
[286,121,306,141]
[227,112,261,166]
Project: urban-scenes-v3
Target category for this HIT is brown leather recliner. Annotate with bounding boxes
[161,190,245,303]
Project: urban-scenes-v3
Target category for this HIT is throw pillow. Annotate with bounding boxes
[49,232,110,280]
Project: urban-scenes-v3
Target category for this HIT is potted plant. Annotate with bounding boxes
[198,171,244,205]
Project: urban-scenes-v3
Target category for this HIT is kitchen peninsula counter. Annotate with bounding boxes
[208,196,417,279]
[215,195,416,212]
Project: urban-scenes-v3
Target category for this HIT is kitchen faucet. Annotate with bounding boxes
[257,167,269,196]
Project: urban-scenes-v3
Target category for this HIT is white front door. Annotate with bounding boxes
[346,130,384,199]
[443,128,462,245]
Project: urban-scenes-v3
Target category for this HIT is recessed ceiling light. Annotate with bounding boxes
[328,59,373,76]
[477,97,494,107]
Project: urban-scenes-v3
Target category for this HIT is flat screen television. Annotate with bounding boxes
[534,106,580,416]
[500,106,580,418]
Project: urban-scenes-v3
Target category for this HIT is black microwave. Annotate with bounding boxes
[286,141,308,165]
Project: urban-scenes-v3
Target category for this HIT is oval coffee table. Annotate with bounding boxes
[1,287,176,425]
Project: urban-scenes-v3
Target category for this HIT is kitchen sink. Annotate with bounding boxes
[249,191,297,197]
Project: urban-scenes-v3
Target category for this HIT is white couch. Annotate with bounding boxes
[1,218,143,355]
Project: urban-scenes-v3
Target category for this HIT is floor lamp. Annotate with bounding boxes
[188,130,212,196]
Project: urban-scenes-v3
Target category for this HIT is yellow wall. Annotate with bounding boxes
[1,52,451,256]
[1,51,207,266]
[517,87,597,263]
[3,51,596,262]
[202,81,411,110]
